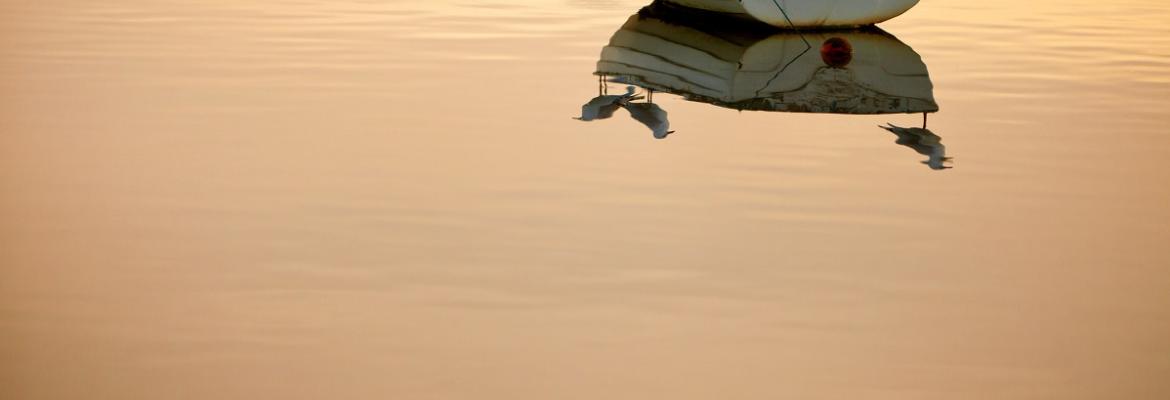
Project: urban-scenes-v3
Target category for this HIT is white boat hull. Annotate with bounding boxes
[665,0,921,28]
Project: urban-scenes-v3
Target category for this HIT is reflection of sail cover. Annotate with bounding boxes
[596,7,938,114]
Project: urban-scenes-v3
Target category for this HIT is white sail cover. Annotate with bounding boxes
[666,0,921,28]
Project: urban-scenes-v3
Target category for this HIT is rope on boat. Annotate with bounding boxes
[755,0,814,96]
[770,0,811,48]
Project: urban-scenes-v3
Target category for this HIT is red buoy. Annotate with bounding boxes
[820,37,853,68]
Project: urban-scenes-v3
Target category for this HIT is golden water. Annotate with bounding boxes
[2,0,1169,398]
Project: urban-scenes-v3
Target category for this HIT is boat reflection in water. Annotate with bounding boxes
[577,1,951,169]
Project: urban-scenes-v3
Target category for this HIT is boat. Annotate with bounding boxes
[594,4,938,115]
[576,4,950,168]
[661,0,921,28]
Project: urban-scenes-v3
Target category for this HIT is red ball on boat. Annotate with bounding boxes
[820,37,853,68]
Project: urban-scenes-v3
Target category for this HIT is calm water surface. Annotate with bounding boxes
[2,0,1170,399]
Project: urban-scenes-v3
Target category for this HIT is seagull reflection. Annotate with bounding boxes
[880,122,953,170]
[625,102,673,139]
[576,84,674,139]
[575,85,640,121]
